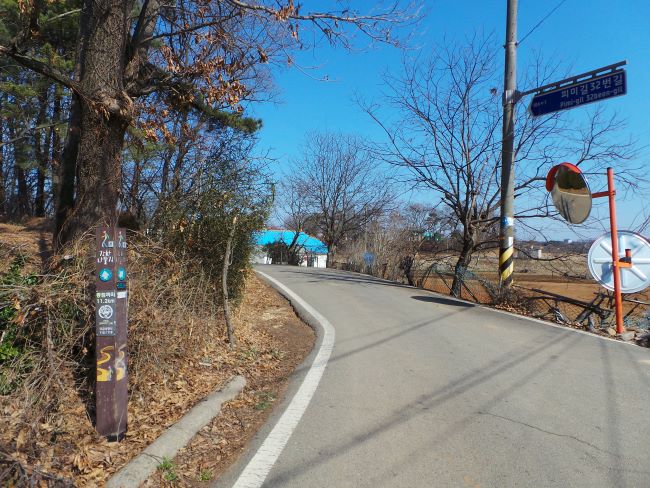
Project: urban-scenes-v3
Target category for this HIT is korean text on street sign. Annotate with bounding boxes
[529,70,626,117]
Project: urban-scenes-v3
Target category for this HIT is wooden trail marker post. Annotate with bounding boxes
[95,227,128,441]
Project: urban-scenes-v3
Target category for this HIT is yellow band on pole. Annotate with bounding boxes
[499,247,514,285]
[500,264,514,282]
[499,246,514,265]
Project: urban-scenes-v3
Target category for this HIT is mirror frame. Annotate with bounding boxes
[546,162,593,225]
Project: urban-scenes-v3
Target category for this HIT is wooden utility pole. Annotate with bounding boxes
[499,0,518,287]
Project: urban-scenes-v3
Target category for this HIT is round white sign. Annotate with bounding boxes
[98,305,114,319]
[587,231,650,294]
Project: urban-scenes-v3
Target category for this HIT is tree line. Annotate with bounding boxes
[277,35,641,296]
[1,3,643,298]
[0,0,416,250]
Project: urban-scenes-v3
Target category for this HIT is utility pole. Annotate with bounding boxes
[499,0,518,287]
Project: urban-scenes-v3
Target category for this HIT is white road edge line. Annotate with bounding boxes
[481,301,638,346]
[232,270,336,488]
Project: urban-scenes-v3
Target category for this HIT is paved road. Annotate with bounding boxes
[221,266,650,488]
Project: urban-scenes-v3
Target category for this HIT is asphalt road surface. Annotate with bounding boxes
[219,265,650,488]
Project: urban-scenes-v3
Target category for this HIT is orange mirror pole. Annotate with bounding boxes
[606,167,625,335]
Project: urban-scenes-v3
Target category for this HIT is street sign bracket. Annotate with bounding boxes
[519,60,627,98]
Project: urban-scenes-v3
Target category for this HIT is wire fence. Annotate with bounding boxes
[422,265,648,328]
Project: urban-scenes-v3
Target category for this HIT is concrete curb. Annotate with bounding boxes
[107,375,246,488]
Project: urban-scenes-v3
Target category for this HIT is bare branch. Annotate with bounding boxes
[0,121,67,148]
[0,44,82,96]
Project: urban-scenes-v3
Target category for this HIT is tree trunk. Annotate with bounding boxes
[49,89,62,217]
[34,85,49,217]
[35,160,46,216]
[287,230,302,265]
[54,9,88,248]
[222,215,238,348]
[15,165,30,217]
[129,158,143,218]
[8,123,30,217]
[54,93,81,247]
[326,244,335,268]
[171,140,190,193]
[160,148,171,197]
[451,241,474,298]
[401,255,415,286]
[67,103,129,237]
[0,98,4,215]
[55,0,135,248]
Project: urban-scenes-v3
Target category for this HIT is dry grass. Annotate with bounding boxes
[145,275,314,486]
[0,226,313,486]
[0,218,52,274]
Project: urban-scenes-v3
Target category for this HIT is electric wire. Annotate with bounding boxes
[519,0,569,45]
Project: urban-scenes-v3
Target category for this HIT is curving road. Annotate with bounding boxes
[218,265,650,488]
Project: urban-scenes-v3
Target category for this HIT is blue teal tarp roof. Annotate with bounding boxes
[255,230,328,254]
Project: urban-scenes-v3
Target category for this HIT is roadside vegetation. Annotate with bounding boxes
[0,222,315,485]
[0,1,416,484]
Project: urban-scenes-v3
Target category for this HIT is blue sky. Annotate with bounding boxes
[247,0,650,240]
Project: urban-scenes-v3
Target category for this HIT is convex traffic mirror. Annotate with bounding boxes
[545,163,592,224]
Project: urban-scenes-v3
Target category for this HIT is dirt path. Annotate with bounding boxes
[0,218,52,272]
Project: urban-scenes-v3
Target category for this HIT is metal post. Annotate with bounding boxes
[499,0,518,287]
[606,168,625,334]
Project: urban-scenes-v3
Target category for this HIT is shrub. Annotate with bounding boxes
[151,157,272,302]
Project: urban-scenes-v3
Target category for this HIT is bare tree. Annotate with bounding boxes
[362,35,638,296]
[395,203,443,285]
[281,179,315,233]
[276,179,316,265]
[350,203,443,284]
[284,132,395,266]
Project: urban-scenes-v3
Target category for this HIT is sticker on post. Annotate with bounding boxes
[501,216,515,227]
[97,346,114,382]
[98,305,114,320]
[99,268,113,282]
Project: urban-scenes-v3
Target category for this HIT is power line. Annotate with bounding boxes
[519,0,569,45]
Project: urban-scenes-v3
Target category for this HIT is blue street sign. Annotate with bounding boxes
[529,70,626,117]
[117,267,127,281]
[364,252,375,265]
[99,268,113,282]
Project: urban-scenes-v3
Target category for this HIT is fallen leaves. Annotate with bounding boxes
[1,265,314,487]
[145,275,315,485]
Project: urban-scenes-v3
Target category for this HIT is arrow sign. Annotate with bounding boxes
[99,268,113,282]
[117,267,127,281]
[529,70,626,117]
